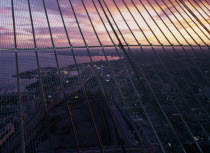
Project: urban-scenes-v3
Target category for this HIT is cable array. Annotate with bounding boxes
[0,0,209,153]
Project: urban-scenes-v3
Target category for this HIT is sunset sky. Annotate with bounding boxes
[0,0,209,49]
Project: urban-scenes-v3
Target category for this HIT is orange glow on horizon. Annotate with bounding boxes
[0,0,209,49]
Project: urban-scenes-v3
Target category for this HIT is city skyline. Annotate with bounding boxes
[0,1,210,153]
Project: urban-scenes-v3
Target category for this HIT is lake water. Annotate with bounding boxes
[1,47,208,94]
[0,50,120,93]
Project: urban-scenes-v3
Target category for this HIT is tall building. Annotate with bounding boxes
[0,0,209,153]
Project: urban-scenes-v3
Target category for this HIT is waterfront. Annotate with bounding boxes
[0,48,210,152]
[0,50,120,93]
